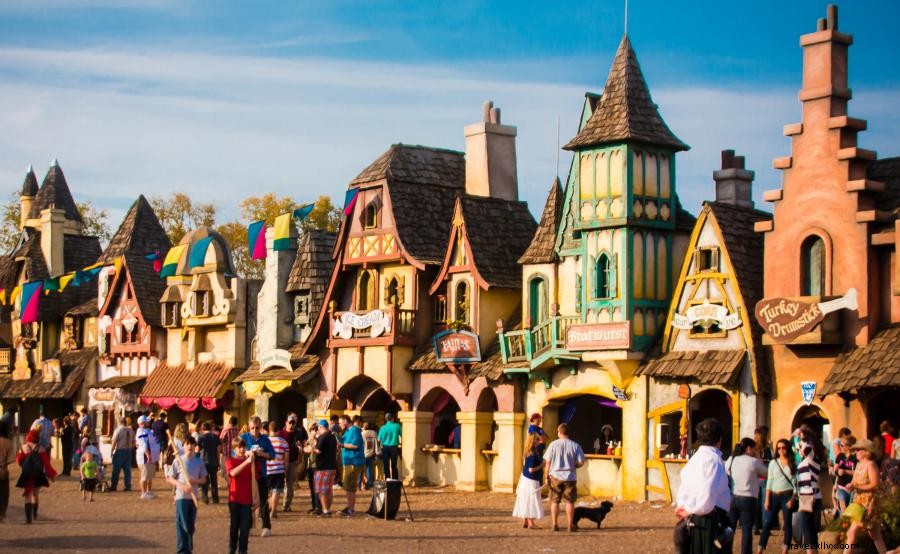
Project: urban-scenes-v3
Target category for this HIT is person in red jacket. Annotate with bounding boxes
[16,426,57,523]
[225,438,260,554]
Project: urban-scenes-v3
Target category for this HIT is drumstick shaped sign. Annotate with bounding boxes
[754,288,858,342]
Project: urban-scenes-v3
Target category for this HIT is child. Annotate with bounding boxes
[166,435,207,554]
[80,451,99,502]
[225,438,259,554]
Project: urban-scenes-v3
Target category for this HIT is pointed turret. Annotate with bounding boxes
[19,165,38,230]
[21,165,38,197]
[564,35,688,152]
[98,194,171,264]
[519,178,563,264]
[30,160,83,223]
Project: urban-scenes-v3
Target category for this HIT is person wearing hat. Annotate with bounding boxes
[135,415,161,500]
[16,425,57,523]
[528,413,545,436]
[312,419,338,516]
[845,438,889,553]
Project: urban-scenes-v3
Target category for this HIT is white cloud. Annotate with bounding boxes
[0,46,897,231]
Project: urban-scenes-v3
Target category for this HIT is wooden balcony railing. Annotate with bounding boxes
[498,315,582,365]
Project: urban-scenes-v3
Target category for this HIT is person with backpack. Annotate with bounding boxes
[16,425,56,524]
[724,438,767,554]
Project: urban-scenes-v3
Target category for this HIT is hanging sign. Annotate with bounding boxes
[565,321,631,351]
[259,349,292,373]
[677,384,691,399]
[612,385,628,401]
[433,329,481,363]
[801,381,817,406]
[42,359,61,383]
[672,300,741,331]
[331,309,392,339]
[754,288,857,343]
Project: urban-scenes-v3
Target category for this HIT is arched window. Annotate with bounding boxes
[364,202,378,229]
[357,271,376,311]
[386,277,400,306]
[455,281,470,324]
[800,235,826,296]
[595,253,616,299]
[529,277,549,325]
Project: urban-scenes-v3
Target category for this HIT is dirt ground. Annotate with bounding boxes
[0,461,788,553]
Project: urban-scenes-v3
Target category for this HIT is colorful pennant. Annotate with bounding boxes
[59,273,75,292]
[0,289,5,305]
[145,250,163,272]
[43,276,61,294]
[160,244,187,278]
[248,221,267,260]
[73,265,103,287]
[343,188,361,217]
[189,236,215,268]
[20,281,42,324]
[272,213,293,251]
[292,203,314,221]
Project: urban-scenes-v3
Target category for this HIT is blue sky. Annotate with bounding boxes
[0,0,898,228]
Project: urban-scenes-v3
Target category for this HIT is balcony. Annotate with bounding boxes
[327,305,417,348]
[498,315,582,369]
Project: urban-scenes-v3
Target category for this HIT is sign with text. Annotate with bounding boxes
[433,329,481,363]
[754,288,857,343]
[565,321,631,351]
[332,309,392,339]
[259,349,292,373]
[672,300,741,331]
[612,385,628,401]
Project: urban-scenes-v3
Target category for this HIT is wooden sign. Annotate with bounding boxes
[433,329,481,363]
[672,300,741,331]
[259,349,292,373]
[565,321,631,351]
[677,384,691,399]
[754,288,857,343]
[612,386,628,401]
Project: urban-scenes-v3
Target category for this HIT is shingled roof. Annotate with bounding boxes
[564,35,688,152]
[407,339,522,382]
[121,251,167,327]
[0,349,94,400]
[21,165,38,197]
[519,178,563,264]
[389,182,463,265]
[637,349,746,387]
[286,231,337,329]
[232,351,319,383]
[458,196,536,288]
[28,162,83,223]
[869,156,900,219]
[819,325,900,395]
[97,195,171,265]
[349,144,466,189]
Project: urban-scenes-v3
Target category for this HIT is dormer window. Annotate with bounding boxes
[160,286,183,328]
[193,291,212,317]
[364,202,378,229]
[294,293,311,325]
[693,247,719,273]
[454,281,470,325]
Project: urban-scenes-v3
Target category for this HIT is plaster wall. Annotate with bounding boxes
[557,257,581,316]
[476,287,519,347]
[390,345,414,397]
[522,263,557,316]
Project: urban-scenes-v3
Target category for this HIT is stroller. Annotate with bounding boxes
[76,444,110,493]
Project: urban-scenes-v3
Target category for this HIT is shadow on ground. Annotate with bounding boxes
[0,535,161,550]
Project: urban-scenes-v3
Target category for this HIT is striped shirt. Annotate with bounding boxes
[267,435,288,475]
[797,446,822,499]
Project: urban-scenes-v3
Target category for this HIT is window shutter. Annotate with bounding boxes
[692,250,699,274]
[609,253,618,297]
[711,248,720,272]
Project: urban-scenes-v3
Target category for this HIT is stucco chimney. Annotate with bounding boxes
[256,226,297,357]
[39,205,66,277]
[464,100,518,201]
[713,149,755,208]
[799,4,850,119]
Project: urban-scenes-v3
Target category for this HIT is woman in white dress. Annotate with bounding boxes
[513,432,545,529]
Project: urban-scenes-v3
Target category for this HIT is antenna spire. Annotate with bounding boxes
[556,114,560,177]
[624,0,628,35]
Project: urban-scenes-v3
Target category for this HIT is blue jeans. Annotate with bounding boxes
[175,499,197,554]
[381,445,399,479]
[729,495,757,554]
[111,449,132,491]
[797,498,822,547]
[308,469,320,510]
[229,503,252,554]
[364,457,375,488]
[760,491,794,548]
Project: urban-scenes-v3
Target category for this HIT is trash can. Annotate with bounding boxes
[367,479,402,520]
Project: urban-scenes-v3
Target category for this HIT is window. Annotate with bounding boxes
[658,410,684,457]
[192,291,211,317]
[121,323,138,344]
[452,233,468,266]
[294,293,310,325]
[356,270,376,311]
[162,302,181,327]
[800,235,826,296]
[529,277,549,325]
[386,277,400,306]
[364,202,378,229]
[434,294,447,323]
[594,253,616,299]
[693,247,719,273]
[454,281,470,325]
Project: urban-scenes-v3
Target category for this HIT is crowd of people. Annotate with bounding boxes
[675,419,900,554]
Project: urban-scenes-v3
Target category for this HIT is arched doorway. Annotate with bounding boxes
[419,387,461,447]
[336,375,400,415]
[267,388,308,425]
[791,404,830,445]
[690,390,733,452]
[865,389,899,441]
[555,394,623,454]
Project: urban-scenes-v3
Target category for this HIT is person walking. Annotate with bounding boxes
[337,415,365,516]
[758,438,797,553]
[362,422,378,489]
[80,451,99,502]
[60,414,76,476]
[725,438,767,554]
[266,421,288,520]
[303,422,322,514]
[753,426,774,535]
[135,415,161,500]
[832,435,857,517]
[110,417,135,492]
[0,420,14,523]
[32,411,52,452]
[513,432,545,529]
[313,419,338,517]
[240,416,274,537]
[197,421,221,504]
[219,416,240,487]
[152,412,170,470]
[377,413,401,480]
[795,427,824,554]
[846,439,889,553]
[225,438,258,554]
[674,418,732,553]
[277,413,307,512]
[542,423,585,532]
[166,435,207,554]
[16,425,56,524]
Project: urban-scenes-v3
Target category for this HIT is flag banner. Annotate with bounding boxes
[273,213,293,251]
[189,236,214,268]
[20,281,42,323]
[59,273,75,292]
[343,187,360,217]
[293,203,314,221]
[248,220,267,260]
[10,285,21,307]
[160,244,187,278]
[73,265,103,287]
[43,276,61,294]
[145,250,163,272]
[0,289,5,305]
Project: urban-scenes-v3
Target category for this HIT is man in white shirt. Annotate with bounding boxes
[543,423,585,532]
[135,415,161,500]
[675,418,732,553]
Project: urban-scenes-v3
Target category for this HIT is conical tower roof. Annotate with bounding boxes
[564,35,688,152]
[21,165,38,197]
[29,160,84,222]
[519,177,564,264]
[97,194,171,264]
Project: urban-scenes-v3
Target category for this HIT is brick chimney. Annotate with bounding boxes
[464,100,518,201]
[713,149,754,208]
[255,226,297,357]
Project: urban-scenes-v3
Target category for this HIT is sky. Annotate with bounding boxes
[0,0,898,230]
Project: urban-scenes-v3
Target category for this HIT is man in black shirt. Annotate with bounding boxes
[313,420,338,517]
[277,413,308,512]
[197,421,221,504]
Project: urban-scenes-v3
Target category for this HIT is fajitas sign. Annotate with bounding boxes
[754,288,857,342]
[565,321,631,351]
[433,329,481,363]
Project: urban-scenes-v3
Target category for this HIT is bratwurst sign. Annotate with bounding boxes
[754,288,857,342]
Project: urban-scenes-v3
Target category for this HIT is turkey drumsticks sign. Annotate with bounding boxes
[754,288,858,343]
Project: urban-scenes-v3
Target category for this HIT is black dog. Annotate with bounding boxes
[573,500,614,529]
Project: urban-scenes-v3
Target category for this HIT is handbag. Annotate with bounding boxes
[798,494,815,513]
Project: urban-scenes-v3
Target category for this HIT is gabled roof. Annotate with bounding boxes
[452,195,536,289]
[0,349,94,400]
[349,144,466,189]
[21,165,38,197]
[97,195,171,265]
[519,178,563,264]
[286,230,337,328]
[564,35,688,152]
[29,162,83,223]
[388,182,463,266]
[868,156,900,218]
[820,325,900,395]
[122,251,167,327]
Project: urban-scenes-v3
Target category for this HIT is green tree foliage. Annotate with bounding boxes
[0,192,111,252]
[299,195,342,235]
[150,193,216,245]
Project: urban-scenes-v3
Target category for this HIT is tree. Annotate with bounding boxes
[150,193,216,245]
[299,195,342,235]
[0,193,111,253]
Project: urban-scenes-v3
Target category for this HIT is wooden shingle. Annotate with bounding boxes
[820,325,900,395]
[519,178,563,264]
